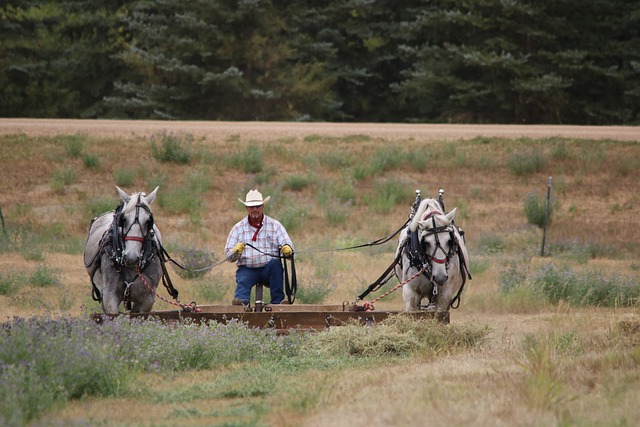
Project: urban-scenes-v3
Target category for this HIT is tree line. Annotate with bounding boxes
[1,0,639,124]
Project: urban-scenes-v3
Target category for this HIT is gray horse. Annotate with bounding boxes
[395,198,471,312]
[84,187,165,314]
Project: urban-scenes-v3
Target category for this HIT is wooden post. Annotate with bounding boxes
[0,206,7,238]
[540,176,552,256]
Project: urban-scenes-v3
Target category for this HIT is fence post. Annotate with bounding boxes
[0,206,7,238]
[540,176,552,256]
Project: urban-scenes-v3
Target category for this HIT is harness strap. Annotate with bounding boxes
[295,219,409,254]
[282,255,297,304]
[450,227,472,309]
[357,249,402,301]
[85,228,111,302]
[158,248,179,299]
[159,243,227,272]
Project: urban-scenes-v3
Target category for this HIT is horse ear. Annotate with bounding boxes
[446,207,457,223]
[116,186,131,204]
[145,186,159,205]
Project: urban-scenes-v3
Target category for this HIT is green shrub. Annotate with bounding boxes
[87,197,117,217]
[114,167,136,187]
[367,179,407,214]
[524,192,552,228]
[370,146,405,173]
[29,264,60,288]
[530,263,640,307]
[0,271,25,295]
[529,264,574,303]
[62,135,84,158]
[82,153,100,169]
[229,144,263,173]
[150,131,192,164]
[353,164,372,181]
[506,149,547,175]
[284,174,313,191]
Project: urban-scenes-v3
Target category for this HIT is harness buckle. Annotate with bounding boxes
[124,281,133,298]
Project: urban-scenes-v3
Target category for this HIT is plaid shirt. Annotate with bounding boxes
[225,215,293,268]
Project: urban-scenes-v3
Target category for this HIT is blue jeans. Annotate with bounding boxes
[234,258,284,304]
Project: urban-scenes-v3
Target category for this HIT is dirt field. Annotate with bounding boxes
[1,120,639,426]
[1,118,639,141]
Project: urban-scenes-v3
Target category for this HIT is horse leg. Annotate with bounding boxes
[130,263,162,313]
[98,255,123,314]
[434,284,453,313]
[402,284,421,312]
[131,282,156,313]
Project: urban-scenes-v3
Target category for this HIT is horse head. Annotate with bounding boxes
[413,199,458,285]
[115,186,159,268]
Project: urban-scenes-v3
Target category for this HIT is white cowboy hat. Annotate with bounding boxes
[238,189,271,207]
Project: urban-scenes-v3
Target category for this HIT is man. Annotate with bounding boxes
[225,189,294,305]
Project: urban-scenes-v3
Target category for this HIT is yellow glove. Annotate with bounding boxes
[281,244,293,258]
[233,242,245,255]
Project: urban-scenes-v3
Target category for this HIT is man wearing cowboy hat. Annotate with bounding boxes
[225,189,294,305]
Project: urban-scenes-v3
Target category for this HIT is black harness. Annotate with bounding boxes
[402,212,471,308]
[86,196,179,307]
[358,208,472,308]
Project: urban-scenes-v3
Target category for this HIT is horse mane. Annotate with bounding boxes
[409,198,455,232]
[122,192,144,213]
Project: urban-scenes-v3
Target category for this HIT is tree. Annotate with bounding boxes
[104,0,340,120]
[393,0,640,124]
[0,0,127,118]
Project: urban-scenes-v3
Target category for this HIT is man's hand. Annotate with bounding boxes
[281,244,293,258]
[233,242,245,255]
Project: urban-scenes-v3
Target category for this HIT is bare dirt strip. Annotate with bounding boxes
[1,118,638,141]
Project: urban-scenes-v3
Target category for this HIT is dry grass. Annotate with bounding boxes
[1,121,639,426]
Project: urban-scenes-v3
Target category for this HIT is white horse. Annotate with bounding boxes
[395,198,471,312]
[83,187,166,314]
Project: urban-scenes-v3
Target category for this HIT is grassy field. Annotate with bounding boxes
[0,121,639,426]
